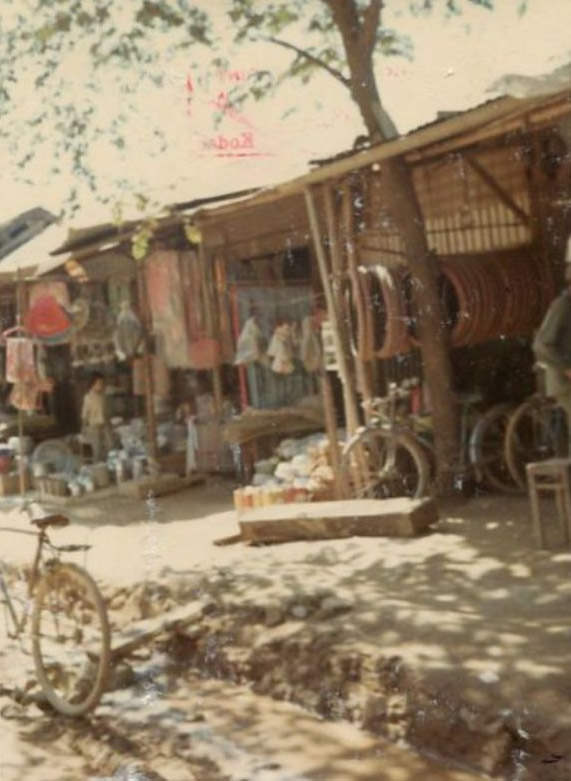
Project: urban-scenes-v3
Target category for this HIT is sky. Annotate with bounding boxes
[1,0,570,231]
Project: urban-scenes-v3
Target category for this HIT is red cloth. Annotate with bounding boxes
[25,295,71,339]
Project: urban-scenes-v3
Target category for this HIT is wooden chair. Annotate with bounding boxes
[526,458,571,548]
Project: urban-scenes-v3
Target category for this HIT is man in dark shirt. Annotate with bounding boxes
[533,264,571,453]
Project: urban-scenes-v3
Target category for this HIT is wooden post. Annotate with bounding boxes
[198,242,223,415]
[341,181,375,410]
[136,261,159,467]
[16,270,27,497]
[320,367,348,499]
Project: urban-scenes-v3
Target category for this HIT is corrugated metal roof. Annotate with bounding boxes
[192,89,571,223]
[45,87,571,268]
[0,221,70,278]
[0,208,57,261]
[307,97,506,168]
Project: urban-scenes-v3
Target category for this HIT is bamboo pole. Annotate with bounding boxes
[341,181,375,408]
[305,187,361,433]
[16,270,27,497]
[136,261,159,467]
[319,184,369,495]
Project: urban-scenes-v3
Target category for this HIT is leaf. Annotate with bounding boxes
[135,193,149,212]
[184,223,202,244]
[111,202,124,226]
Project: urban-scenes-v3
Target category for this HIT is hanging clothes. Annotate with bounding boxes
[114,302,143,360]
[6,338,36,384]
[9,382,41,411]
[300,316,322,373]
[145,251,192,369]
[234,316,264,366]
[267,323,295,375]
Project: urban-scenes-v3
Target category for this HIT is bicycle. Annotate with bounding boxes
[0,503,111,716]
[342,381,519,499]
[504,393,567,490]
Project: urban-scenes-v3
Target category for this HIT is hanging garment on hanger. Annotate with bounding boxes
[300,316,322,373]
[6,338,36,384]
[9,382,41,411]
[234,316,264,365]
[114,302,143,360]
[267,323,295,375]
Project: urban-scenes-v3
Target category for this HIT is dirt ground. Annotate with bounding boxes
[1,479,571,778]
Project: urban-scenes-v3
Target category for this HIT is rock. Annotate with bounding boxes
[290,605,308,619]
[108,661,137,691]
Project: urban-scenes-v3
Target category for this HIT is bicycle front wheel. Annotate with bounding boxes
[343,428,430,499]
[31,562,111,716]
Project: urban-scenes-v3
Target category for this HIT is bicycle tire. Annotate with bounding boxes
[342,428,430,499]
[504,397,563,490]
[31,562,111,716]
[469,403,520,494]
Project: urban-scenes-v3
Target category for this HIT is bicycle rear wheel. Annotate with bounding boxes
[469,403,520,494]
[342,428,430,499]
[31,562,111,716]
[504,397,565,490]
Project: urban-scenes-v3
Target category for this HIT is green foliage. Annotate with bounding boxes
[0,0,528,214]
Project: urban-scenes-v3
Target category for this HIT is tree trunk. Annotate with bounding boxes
[381,157,458,492]
[328,1,460,493]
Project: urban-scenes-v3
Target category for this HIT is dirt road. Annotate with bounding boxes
[1,662,482,780]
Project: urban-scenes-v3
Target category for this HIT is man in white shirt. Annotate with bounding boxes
[81,373,111,462]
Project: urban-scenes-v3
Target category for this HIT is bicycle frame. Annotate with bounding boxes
[0,526,53,639]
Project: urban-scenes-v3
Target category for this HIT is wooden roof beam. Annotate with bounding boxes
[464,155,531,226]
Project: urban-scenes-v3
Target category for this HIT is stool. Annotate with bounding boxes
[526,458,571,548]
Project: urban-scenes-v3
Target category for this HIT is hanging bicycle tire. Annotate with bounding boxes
[503,397,565,490]
[342,428,430,499]
[468,403,520,494]
[31,562,111,716]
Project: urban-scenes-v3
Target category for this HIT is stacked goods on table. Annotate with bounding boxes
[233,432,343,511]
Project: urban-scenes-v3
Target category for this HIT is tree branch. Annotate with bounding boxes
[264,36,350,88]
[361,0,384,56]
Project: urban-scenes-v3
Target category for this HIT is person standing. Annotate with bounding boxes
[533,263,571,454]
[81,373,112,462]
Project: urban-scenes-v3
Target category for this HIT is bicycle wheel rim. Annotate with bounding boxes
[31,563,110,716]
[469,404,520,494]
[343,429,429,499]
[505,400,563,489]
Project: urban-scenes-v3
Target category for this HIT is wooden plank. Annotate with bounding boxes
[117,472,205,500]
[239,497,438,544]
[111,603,204,660]
[464,156,530,226]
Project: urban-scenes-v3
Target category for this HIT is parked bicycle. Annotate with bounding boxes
[342,381,518,499]
[0,503,111,716]
[504,393,567,490]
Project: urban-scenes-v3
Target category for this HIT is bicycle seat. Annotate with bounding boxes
[31,514,70,530]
